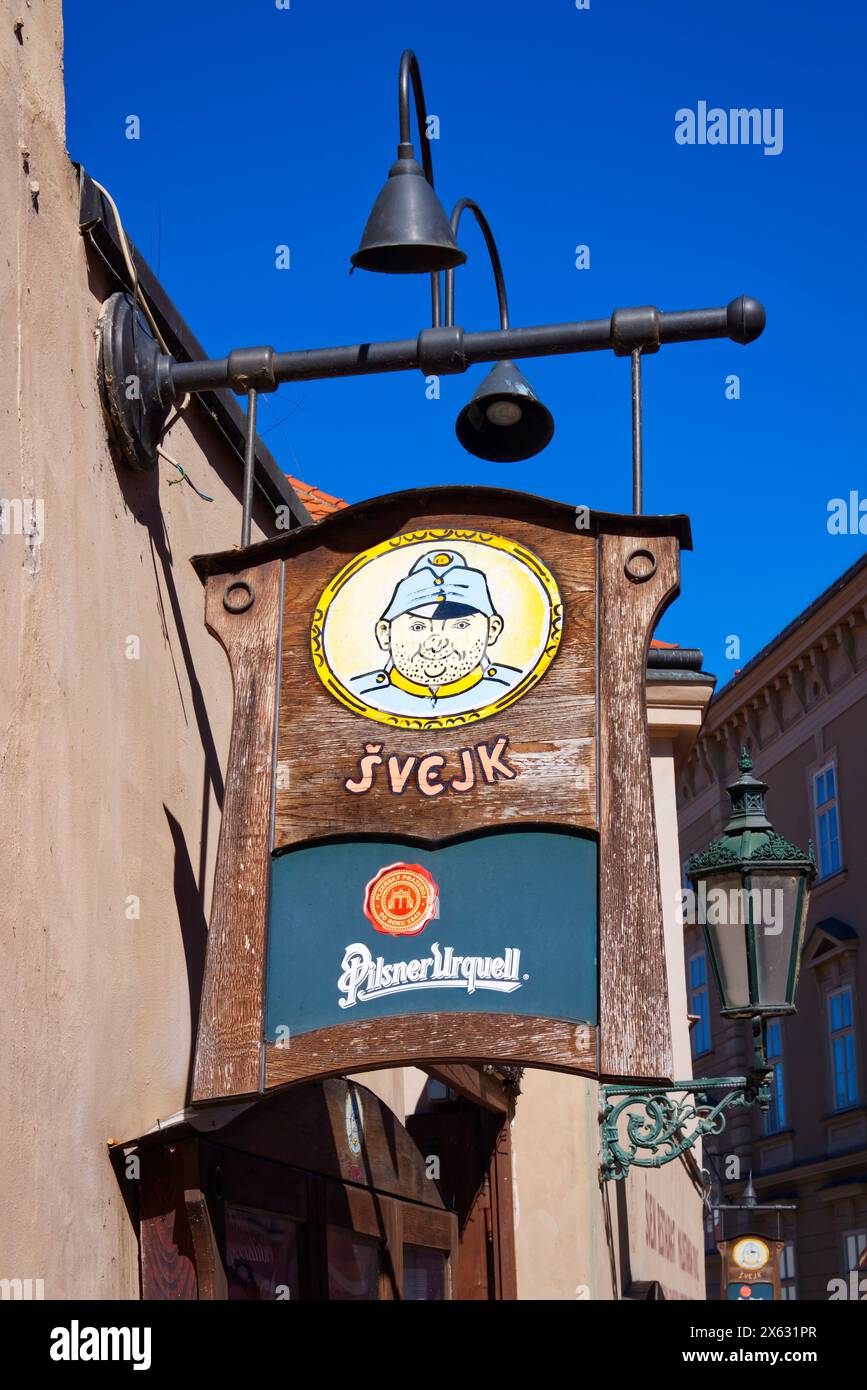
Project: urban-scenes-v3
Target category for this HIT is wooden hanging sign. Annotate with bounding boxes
[718,1234,785,1301]
[190,487,689,1103]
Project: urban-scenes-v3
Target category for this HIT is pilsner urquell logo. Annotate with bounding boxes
[338,942,525,1009]
[363,862,439,937]
[342,860,526,1008]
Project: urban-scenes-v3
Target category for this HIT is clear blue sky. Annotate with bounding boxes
[64,0,866,671]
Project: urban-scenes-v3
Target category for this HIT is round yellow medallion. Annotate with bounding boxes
[732,1237,770,1271]
[310,528,563,731]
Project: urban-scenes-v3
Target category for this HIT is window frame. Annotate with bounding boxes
[843,1229,867,1274]
[764,1018,786,1134]
[827,985,859,1111]
[812,760,843,880]
[780,1239,797,1299]
[688,948,712,1059]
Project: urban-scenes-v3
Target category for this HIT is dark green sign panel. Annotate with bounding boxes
[265,830,597,1043]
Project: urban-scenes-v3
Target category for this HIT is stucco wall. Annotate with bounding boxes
[653,738,693,1080]
[1,0,272,1298]
[511,1069,705,1301]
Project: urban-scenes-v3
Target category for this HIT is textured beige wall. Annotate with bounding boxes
[1,0,271,1298]
[652,739,694,1081]
[512,1073,617,1299]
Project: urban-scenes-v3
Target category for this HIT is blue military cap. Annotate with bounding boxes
[381,549,496,621]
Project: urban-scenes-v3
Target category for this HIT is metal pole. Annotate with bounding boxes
[752,1014,769,1073]
[100,291,766,480]
[444,198,510,330]
[241,387,257,547]
[398,50,435,186]
[169,298,764,396]
[631,348,642,515]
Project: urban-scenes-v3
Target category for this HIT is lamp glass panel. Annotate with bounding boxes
[751,871,808,1008]
[702,872,751,1011]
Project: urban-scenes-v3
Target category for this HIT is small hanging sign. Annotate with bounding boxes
[718,1234,785,1301]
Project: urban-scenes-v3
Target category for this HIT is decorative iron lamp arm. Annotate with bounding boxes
[599,1019,772,1181]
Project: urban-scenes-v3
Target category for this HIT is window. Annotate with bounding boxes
[224,1204,302,1300]
[765,1020,786,1133]
[828,987,858,1109]
[689,951,712,1057]
[844,1230,867,1274]
[403,1244,449,1300]
[326,1228,383,1301]
[813,763,842,879]
[703,1209,717,1255]
[780,1241,797,1299]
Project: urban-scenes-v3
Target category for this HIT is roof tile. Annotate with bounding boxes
[286,474,348,522]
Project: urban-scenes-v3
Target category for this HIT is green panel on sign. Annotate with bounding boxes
[265,830,597,1041]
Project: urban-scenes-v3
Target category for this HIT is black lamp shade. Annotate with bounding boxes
[455,360,554,463]
[351,153,466,274]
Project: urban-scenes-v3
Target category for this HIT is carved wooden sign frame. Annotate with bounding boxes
[190,487,689,1105]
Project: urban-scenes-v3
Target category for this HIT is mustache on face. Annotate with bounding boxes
[415,641,457,659]
[407,639,480,665]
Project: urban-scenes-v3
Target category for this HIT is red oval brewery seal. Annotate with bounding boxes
[363,863,439,937]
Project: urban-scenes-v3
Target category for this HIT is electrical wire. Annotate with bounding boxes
[90,178,212,501]
[90,178,168,349]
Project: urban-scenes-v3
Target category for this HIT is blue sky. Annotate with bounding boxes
[64,0,866,670]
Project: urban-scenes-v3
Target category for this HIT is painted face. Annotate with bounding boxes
[377,610,503,687]
[734,1238,769,1270]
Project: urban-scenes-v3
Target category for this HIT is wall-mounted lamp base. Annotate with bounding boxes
[599,1070,771,1180]
[96,292,175,472]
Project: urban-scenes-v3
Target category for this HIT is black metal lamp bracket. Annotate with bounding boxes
[97,290,764,478]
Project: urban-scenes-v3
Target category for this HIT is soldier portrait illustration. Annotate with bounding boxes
[311,528,563,730]
[349,549,523,716]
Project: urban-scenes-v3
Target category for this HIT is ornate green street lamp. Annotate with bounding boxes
[600,751,815,1181]
[684,750,815,1019]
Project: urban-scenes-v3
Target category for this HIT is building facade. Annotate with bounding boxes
[678,555,867,1300]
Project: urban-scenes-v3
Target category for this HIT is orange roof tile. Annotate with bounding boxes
[286,474,348,522]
